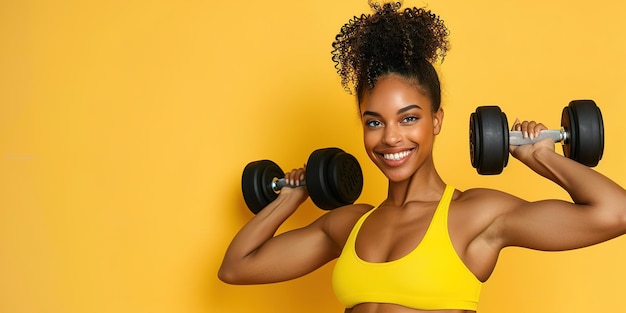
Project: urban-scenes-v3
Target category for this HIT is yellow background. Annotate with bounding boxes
[1,0,625,312]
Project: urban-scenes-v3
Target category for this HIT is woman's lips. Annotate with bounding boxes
[378,148,415,166]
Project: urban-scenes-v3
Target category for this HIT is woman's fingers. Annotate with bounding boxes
[285,167,306,187]
[513,119,548,140]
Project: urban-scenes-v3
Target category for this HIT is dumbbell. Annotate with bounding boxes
[241,147,364,214]
[469,100,604,175]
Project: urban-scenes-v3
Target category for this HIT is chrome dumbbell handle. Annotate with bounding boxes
[509,129,567,146]
[271,178,307,193]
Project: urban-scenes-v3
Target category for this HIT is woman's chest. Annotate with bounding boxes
[352,203,478,264]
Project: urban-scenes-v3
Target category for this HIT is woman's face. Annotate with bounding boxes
[359,75,443,182]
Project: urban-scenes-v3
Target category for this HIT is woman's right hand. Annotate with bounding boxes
[279,165,309,207]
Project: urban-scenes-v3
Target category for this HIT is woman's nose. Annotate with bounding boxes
[383,125,402,145]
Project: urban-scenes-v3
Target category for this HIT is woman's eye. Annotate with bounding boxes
[366,120,382,128]
[402,116,418,123]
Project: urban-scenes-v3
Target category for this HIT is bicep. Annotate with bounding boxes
[219,204,371,285]
[498,199,624,251]
[232,219,340,284]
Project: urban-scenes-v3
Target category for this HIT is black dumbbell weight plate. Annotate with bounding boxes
[241,160,284,214]
[306,148,345,210]
[561,100,604,167]
[307,148,363,210]
[470,106,510,175]
[469,111,483,171]
[327,150,363,206]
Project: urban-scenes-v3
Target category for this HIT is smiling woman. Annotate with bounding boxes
[1,1,625,313]
[218,2,626,313]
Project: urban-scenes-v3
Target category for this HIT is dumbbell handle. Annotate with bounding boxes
[509,129,567,146]
[272,178,307,192]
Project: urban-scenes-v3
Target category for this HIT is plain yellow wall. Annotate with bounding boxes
[1,0,625,312]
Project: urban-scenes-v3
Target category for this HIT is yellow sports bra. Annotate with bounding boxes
[332,185,482,311]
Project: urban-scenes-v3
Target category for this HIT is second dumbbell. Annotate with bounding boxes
[469,99,604,175]
[241,147,364,214]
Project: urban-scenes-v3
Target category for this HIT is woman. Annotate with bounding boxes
[218,2,626,312]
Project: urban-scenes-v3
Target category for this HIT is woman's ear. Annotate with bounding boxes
[433,107,444,135]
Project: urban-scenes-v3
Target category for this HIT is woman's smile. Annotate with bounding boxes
[380,148,415,165]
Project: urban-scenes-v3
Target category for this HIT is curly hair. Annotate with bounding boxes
[331,1,450,110]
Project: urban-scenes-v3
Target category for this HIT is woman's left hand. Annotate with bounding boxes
[509,119,555,163]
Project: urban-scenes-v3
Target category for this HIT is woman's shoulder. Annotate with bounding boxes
[321,203,374,229]
[456,187,520,201]
[453,187,526,214]
[451,187,528,247]
[314,203,374,248]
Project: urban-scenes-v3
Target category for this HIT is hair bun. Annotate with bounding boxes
[331,2,450,96]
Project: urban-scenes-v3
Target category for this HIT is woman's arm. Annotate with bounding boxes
[218,169,357,284]
[486,120,626,251]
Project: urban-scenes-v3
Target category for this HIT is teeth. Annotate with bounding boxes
[383,150,411,161]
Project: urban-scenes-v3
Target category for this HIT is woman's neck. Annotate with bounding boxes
[386,162,445,206]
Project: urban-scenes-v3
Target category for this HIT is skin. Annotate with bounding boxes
[218,74,626,313]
